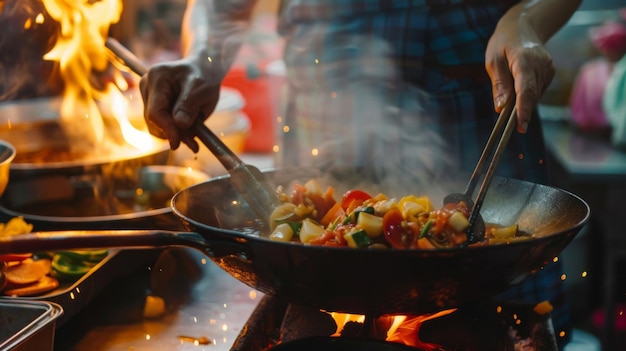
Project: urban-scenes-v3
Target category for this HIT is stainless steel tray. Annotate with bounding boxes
[2,248,162,327]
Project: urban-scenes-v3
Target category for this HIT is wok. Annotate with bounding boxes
[0,167,590,316]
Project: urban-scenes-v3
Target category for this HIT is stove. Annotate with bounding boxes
[231,295,559,351]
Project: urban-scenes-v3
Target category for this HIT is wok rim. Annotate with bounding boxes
[0,204,173,223]
[9,140,170,171]
[0,165,209,224]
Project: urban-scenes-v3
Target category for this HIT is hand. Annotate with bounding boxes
[485,15,555,133]
[139,53,222,152]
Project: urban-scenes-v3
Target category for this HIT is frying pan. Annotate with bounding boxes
[0,167,590,316]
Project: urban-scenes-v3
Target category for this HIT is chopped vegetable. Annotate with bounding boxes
[143,295,166,318]
[0,216,33,237]
[51,253,96,280]
[344,229,372,248]
[447,211,470,232]
[419,220,433,239]
[341,189,372,212]
[270,223,295,242]
[57,249,108,263]
[490,224,519,239]
[0,253,32,262]
[3,276,59,297]
[357,211,383,238]
[4,258,50,285]
[299,218,326,243]
[270,179,526,249]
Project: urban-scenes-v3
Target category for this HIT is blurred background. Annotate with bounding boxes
[1,0,626,349]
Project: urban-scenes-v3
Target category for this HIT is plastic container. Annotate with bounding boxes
[0,300,63,351]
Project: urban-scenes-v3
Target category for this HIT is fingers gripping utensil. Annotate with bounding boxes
[105,38,281,222]
[443,102,518,243]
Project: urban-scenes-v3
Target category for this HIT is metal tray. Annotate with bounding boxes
[2,248,162,327]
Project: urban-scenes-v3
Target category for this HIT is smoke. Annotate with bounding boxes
[277,31,457,200]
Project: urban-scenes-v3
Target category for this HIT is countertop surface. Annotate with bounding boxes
[542,121,626,182]
[54,247,264,351]
[51,152,277,350]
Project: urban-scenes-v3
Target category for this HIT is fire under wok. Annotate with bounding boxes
[0,167,590,316]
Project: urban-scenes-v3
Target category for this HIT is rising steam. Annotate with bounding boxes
[277,31,457,199]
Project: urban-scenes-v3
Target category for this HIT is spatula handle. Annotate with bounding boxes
[194,123,245,171]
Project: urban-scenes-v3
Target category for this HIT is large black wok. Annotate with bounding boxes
[0,167,590,316]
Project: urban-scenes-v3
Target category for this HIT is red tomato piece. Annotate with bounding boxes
[308,192,336,222]
[340,190,372,211]
[0,253,32,262]
[382,207,418,249]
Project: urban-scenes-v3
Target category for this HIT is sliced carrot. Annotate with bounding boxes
[4,259,51,285]
[3,276,59,297]
[320,201,345,227]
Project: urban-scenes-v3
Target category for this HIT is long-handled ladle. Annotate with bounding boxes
[443,102,518,244]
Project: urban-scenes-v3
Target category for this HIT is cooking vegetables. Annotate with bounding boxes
[269,179,532,249]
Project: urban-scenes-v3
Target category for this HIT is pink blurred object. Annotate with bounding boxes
[592,305,626,331]
[589,21,626,55]
[570,58,613,129]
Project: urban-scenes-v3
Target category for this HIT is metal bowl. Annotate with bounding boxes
[0,139,16,197]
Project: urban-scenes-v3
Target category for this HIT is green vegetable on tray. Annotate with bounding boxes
[50,250,108,281]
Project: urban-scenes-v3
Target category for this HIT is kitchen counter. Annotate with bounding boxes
[54,248,265,351]
[47,152,278,350]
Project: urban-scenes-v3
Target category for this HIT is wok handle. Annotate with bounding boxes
[0,230,250,259]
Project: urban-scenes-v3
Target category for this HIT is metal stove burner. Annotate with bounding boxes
[231,296,559,351]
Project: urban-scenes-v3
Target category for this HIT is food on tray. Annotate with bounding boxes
[49,249,109,281]
[0,216,33,237]
[268,179,532,249]
[0,216,108,296]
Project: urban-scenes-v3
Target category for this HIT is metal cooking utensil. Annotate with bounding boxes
[104,38,281,222]
[443,102,518,243]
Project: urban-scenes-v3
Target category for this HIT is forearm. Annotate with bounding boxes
[180,0,258,77]
[500,0,582,43]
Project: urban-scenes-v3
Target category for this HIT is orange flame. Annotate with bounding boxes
[39,0,156,152]
[329,309,456,350]
[41,0,122,143]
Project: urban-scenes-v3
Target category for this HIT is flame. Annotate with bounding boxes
[329,309,456,350]
[328,312,365,336]
[386,310,456,350]
[108,86,155,150]
[40,0,155,152]
[41,0,122,143]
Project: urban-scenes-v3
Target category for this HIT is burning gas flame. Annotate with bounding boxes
[40,0,155,151]
[329,309,457,350]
